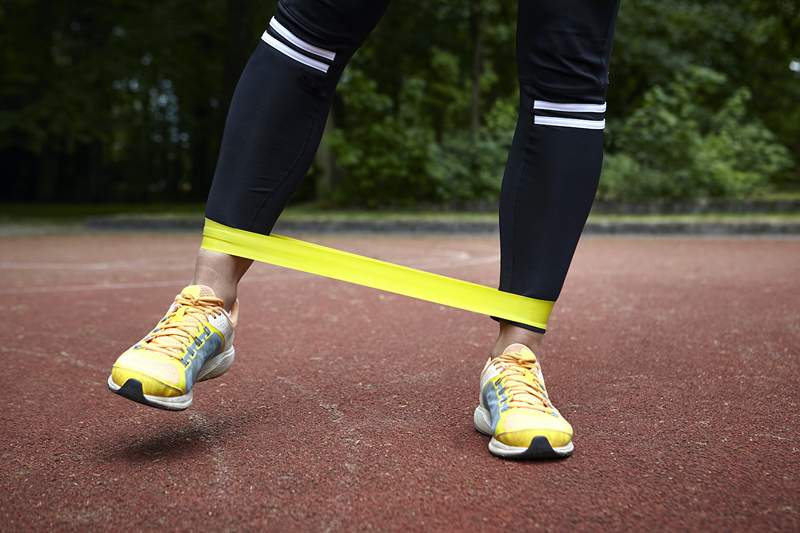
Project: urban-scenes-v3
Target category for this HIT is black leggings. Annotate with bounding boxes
[206,0,620,332]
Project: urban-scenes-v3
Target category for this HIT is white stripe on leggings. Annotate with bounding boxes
[269,17,336,61]
[534,100,607,113]
[534,116,606,129]
[261,32,329,73]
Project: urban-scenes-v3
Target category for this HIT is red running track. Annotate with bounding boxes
[1,232,798,531]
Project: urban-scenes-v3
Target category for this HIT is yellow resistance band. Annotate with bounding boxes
[201,218,554,330]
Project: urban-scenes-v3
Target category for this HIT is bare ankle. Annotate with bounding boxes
[492,321,545,357]
[192,248,252,310]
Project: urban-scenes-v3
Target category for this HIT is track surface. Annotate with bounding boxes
[1,232,798,531]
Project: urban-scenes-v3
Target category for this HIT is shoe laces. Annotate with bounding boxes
[139,294,224,359]
[493,350,552,413]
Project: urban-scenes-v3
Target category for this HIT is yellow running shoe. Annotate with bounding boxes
[107,285,237,410]
[474,343,574,459]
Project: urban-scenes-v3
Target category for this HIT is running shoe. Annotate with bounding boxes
[107,285,237,410]
[474,343,574,458]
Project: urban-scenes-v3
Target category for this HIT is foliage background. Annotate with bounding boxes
[2,0,798,206]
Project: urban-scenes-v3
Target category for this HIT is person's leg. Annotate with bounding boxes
[193,249,252,309]
[476,0,620,459]
[493,0,620,355]
[109,0,390,410]
[196,0,390,309]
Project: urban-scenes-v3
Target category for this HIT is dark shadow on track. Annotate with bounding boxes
[97,407,270,465]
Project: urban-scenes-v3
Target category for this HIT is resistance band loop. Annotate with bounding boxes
[201,218,554,331]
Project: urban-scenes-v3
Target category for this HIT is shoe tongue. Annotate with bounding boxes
[503,343,536,361]
[180,285,216,299]
[144,286,214,351]
[165,284,216,325]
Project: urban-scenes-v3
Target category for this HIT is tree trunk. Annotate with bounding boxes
[223,0,258,107]
[469,0,483,142]
[315,110,337,202]
[36,148,59,202]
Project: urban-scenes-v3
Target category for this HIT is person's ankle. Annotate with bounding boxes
[192,248,251,310]
[492,322,544,357]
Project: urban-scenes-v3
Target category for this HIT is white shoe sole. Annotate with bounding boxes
[108,346,235,411]
[473,405,574,459]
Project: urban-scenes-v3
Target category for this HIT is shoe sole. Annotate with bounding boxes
[107,346,235,411]
[473,405,574,459]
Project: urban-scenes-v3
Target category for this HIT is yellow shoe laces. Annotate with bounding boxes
[139,294,224,359]
[493,350,552,413]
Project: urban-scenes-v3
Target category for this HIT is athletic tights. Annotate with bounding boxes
[205,0,620,333]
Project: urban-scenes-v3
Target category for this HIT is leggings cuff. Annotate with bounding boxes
[491,315,547,335]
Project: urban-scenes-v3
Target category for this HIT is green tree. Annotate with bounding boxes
[1,0,797,205]
[600,67,791,200]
